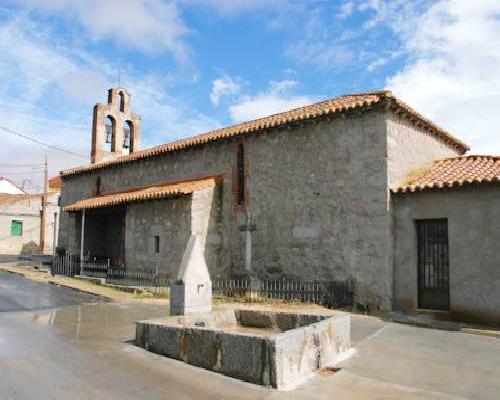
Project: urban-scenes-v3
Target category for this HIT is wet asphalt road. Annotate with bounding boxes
[0,269,498,399]
[0,270,105,312]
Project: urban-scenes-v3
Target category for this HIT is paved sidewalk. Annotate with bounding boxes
[0,262,165,303]
[2,261,498,338]
[1,265,499,399]
[0,262,343,314]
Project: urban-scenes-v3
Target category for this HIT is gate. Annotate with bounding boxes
[417,219,450,310]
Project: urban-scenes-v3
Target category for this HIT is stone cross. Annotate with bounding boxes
[170,235,212,315]
[239,212,256,271]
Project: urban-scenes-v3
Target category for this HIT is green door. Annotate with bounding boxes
[11,220,23,236]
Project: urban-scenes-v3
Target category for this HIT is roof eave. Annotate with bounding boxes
[60,91,469,178]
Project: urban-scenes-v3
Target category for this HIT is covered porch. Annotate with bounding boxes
[63,176,220,277]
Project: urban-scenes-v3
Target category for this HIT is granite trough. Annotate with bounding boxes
[135,309,350,390]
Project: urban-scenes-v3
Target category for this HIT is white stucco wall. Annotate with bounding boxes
[393,186,500,326]
[0,192,60,254]
[0,179,25,194]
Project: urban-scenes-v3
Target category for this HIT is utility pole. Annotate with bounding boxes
[52,212,58,256]
[39,154,48,253]
[80,209,86,273]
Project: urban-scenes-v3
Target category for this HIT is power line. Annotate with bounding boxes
[0,171,44,176]
[0,163,44,167]
[0,125,89,160]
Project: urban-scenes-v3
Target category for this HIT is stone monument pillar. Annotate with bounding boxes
[170,235,212,315]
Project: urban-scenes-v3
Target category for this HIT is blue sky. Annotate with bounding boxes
[0,0,499,192]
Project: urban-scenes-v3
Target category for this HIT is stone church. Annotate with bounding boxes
[58,88,499,324]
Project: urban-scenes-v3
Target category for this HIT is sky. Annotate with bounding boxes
[0,0,499,192]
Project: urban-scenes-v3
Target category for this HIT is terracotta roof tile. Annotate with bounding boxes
[393,155,500,193]
[61,90,469,177]
[48,175,61,189]
[0,193,39,206]
[64,176,217,212]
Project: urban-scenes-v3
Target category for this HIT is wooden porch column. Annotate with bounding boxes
[80,209,86,272]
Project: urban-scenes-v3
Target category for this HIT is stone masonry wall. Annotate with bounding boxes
[244,112,392,310]
[386,113,461,189]
[393,186,500,325]
[125,198,191,274]
[60,108,456,310]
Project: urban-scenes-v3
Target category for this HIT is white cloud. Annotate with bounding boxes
[283,6,355,71]
[181,0,289,15]
[367,57,388,72]
[357,0,422,32]
[386,0,500,154]
[339,1,355,19]
[285,41,353,71]
[15,0,189,59]
[0,15,97,182]
[0,13,219,191]
[210,75,241,106]
[281,1,422,72]
[229,80,316,122]
[128,74,220,146]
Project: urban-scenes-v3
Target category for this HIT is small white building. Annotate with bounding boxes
[0,177,25,194]
[0,176,60,255]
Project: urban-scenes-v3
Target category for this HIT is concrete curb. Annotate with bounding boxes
[3,269,26,278]
[46,280,113,300]
[460,328,500,339]
[387,313,500,338]
[0,263,126,302]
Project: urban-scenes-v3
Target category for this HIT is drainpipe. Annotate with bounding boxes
[80,209,85,274]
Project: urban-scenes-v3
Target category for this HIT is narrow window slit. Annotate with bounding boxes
[237,143,245,205]
[154,236,160,254]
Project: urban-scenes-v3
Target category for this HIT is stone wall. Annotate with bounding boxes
[59,212,80,255]
[67,186,223,277]
[244,112,393,310]
[393,186,500,325]
[386,113,461,189]
[125,198,191,274]
[60,108,460,310]
[58,140,235,268]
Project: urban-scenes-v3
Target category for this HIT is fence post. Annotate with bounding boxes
[105,259,110,283]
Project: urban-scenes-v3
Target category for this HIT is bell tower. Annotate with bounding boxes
[91,88,142,164]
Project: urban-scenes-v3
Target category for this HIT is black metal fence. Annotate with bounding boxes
[51,254,81,277]
[51,256,174,288]
[50,255,354,308]
[212,278,354,308]
[105,266,173,287]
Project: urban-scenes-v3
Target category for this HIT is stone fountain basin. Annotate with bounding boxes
[135,309,350,390]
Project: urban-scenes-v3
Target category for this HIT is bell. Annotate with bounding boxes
[105,125,113,143]
[123,131,130,149]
